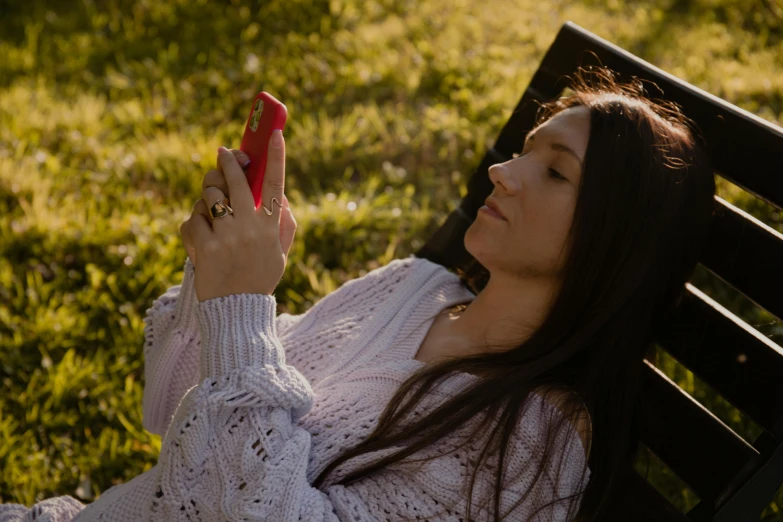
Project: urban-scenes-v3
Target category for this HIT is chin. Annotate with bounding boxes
[463,231,490,265]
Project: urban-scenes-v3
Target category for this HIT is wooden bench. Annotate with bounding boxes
[414,21,783,522]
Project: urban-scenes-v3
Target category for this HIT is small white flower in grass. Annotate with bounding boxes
[76,476,93,500]
[121,153,136,168]
[245,53,260,74]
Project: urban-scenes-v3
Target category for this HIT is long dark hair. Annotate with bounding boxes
[311,65,716,521]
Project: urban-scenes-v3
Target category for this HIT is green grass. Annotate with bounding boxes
[1,0,781,518]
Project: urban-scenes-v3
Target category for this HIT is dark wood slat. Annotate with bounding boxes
[638,361,759,506]
[609,467,691,522]
[483,23,783,212]
[711,433,783,522]
[517,22,783,211]
[699,196,783,322]
[491,89,551,164]
[654,283,783,436]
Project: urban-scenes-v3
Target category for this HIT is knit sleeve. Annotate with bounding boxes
[144,292,330,520]
[141,257,306,436]
[0,495,85,522]
[141,257,201,436]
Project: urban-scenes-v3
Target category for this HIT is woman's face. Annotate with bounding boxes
[465,105,590,280]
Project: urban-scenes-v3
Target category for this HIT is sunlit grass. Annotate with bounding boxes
[0,0,781,517]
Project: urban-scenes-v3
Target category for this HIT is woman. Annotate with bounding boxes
[0,65,715,521]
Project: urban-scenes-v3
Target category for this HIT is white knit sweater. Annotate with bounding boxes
[0,255,590,521]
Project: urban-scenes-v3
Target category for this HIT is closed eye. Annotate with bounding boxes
[512,152,567,182]
[548,168,565,181]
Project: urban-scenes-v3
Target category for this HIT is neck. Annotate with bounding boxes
[445,271,560,356]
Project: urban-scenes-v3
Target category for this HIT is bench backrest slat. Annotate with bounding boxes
[639,361,759,503]
[701,197,783,322]
[657,283,783,436]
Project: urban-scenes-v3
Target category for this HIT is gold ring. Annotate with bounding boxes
[210,198,233,219]
[261,197,282,216]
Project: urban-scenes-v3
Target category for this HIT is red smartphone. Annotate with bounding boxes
[240,91,288,211]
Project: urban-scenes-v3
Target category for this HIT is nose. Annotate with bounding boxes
[488,162,517,194]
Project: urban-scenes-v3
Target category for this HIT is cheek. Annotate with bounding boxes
[513,199,573,252]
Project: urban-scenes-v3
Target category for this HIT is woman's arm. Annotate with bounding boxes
[141,257,306,436]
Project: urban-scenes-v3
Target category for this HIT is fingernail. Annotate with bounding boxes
[272,129,283,149]
[237,152,251,167]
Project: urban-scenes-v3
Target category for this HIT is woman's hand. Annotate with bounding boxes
[179,132,296,300]
[180,147,297,271]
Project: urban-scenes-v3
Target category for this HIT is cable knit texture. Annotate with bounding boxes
[1,255,591,521]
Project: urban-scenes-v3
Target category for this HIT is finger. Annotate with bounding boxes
[258,129,285,230]
[192,198,215,228]
[216,146,255,219]
[231,149,251,168]
[202,169,229,195]
[202,150,249,190]
[190,201,215,248]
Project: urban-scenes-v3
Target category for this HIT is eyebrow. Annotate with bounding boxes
[526,129,584,169]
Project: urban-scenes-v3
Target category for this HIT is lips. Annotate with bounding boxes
[484,197,507,220]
